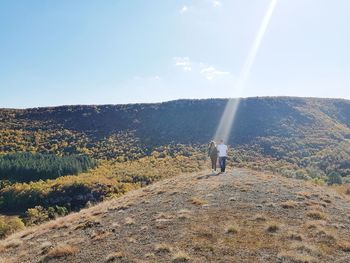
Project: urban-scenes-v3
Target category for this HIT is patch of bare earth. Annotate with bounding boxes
[1,168,350,262]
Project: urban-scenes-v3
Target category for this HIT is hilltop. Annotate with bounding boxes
[1,168,350,263]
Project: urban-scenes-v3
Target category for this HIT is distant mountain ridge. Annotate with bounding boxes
[2,97,350,142]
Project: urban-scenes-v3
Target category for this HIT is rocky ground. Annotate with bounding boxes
[1,168,350,263]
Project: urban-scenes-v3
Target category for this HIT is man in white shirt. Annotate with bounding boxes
[217,140,228,173]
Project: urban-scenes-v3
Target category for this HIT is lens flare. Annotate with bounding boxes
[214,0,278,142]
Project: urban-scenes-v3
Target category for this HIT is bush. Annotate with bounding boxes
[25,205,69,225]
[0,216,25,238]
[25,206,49,225]
[328,171,343,185]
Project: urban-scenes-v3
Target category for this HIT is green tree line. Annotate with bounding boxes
[0,152,97,182]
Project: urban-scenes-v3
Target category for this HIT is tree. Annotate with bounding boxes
[328,171,342,185]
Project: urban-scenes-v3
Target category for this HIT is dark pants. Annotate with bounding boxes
[219,157,227,172]
[210,156,217,171]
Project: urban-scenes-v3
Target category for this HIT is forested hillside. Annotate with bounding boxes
[1,97,350,175]
[0,153,97,182]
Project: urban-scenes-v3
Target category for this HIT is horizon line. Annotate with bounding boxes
[1,95,350,110]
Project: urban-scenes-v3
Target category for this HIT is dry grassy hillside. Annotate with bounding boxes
[1,169,350,263]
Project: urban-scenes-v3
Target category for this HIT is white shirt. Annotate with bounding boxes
[217,144,228,157]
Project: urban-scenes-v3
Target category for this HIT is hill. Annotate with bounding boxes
[2,97,350,146]
[1,169,350,262]
[1,96,350,243]
[1,96,350,168]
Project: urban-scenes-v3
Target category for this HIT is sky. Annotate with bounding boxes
[1,0,350,108]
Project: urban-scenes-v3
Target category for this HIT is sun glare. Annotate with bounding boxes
[214,0,279,143]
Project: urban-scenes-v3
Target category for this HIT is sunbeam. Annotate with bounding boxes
[214,0,279,143]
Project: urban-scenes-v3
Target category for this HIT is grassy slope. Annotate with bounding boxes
[0,154,206,215]
[1,168,350,263]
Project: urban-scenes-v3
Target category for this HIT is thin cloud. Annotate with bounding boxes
[174,57,229,79]
[179,1,220,14]
[200,66,229,80]
[180,5,189,14]
[174,57,192,71]
[212,0,221,7]
[132,75,161,81]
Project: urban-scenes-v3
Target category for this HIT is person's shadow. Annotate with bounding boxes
[196,172,221,180]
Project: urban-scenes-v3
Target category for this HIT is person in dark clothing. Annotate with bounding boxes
[208,141,218,174]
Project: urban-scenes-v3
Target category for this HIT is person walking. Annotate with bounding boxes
[208,141,218,174]
[217,139,228,173]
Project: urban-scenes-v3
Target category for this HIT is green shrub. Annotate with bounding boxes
[25,206,49,225]
[328,171,343,185]
[0,216,25,238]
[25,205,69,225]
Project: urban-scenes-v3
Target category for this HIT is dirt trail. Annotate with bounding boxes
[1,169,350,263]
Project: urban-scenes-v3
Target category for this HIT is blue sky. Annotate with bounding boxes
[1,0,349,108]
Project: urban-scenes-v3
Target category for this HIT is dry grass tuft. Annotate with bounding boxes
[0,258,16,263]
[91,210,104,216]
[66,237,85,246]
[177,211,191,220]
[338,241,350,252]
[190,197,208,206]
[172,251,191,262]
[306,210,327,220]
[308,228,337,244]
[127,237,137,243]
[253,214,267,222]
[145,252,155,258]
[266,222,280,233]
[91,230,110,241]
[304,221,323,230]
[290,243,319,256]
[105,252,126,262]
[3,239,23,249]
[178,209,191,214]
[277,251,316,263]
[226,224,239,234]
[297,191,311,199]
[20,229,34,239]
[322,198,332,204]
[281,200,298,209]
[74,218,101,230]
[124,217,135,225]
[40,241,53,254]
[40,244,79,262]
[155,243,172,253]
[238,185,251,192]
[306,203,325,212]
[51,222,69,230]
[155,212,173,220]
[195,227,214,239]
[286,232,304,241]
